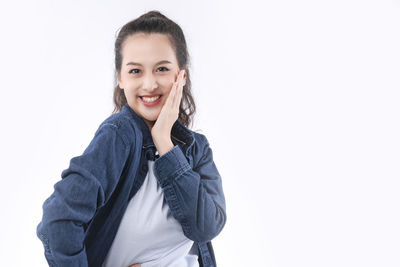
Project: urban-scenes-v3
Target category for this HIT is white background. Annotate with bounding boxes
[0,0,399,266]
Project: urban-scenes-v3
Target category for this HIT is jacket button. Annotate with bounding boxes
[142,164,148,172]
[144,149,153,160]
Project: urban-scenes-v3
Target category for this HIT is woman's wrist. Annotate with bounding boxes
[153,137,174,157]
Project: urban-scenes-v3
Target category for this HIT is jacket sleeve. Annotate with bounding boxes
[153,133,227,242]
[36,123,131,267]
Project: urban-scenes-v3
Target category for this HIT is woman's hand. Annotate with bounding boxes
[151,69,186,156]
[128,264,141,267]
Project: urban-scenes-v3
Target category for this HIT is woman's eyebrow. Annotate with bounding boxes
[126,60,172,66]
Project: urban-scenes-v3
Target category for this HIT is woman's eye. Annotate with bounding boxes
[128,67,169,75]
[128,69,140,74]
[157,66,169,72]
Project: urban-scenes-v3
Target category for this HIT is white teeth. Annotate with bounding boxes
[142,95,161,102]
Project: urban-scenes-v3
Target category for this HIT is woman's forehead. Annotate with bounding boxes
[122,33,173,53]
[121,33,177,65]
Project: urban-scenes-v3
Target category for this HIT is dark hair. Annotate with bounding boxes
[112,10,196,129]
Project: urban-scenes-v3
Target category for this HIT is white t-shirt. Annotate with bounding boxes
[102,151,199,267]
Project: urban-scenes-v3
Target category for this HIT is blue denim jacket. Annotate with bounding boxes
[36,103,227,267]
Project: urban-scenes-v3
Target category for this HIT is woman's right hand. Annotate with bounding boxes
[128,264,141,267]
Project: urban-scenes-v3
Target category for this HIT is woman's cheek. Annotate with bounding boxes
[162,80,174,92]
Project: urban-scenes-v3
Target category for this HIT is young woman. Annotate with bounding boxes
[36,10,227,267]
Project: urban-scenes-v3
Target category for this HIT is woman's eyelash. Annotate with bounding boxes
[158,66,169,72]
[129,69,140,74]
[128,67,169,74]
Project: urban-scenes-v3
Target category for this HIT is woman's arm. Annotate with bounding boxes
[153,133,227,242]
[36,123,131,267]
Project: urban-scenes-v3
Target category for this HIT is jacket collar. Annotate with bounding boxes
[121,103,194,150]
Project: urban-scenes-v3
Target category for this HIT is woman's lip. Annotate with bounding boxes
[140,94,162,97]
[139,95,162,106]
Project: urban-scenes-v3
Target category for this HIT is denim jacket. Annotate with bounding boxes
[36,103,227,267]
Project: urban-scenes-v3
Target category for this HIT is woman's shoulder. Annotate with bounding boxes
[186,128,214,157]
[189,128,209,145]
[184,129,217,168]
[93,111,138,146]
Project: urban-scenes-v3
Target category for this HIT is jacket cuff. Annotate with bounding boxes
[154,145,191,187]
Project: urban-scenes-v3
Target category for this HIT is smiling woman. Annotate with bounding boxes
[36,10,227,267]
[117,33,187,131]
[112,13,196,131]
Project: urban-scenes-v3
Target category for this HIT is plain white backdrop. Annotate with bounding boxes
[0,0,399,266]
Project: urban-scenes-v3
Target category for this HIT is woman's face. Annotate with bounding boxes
[118,33,186,130]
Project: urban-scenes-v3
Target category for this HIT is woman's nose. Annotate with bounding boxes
[142,72,158,91]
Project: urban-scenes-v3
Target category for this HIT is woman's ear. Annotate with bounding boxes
[182,70,187,87]
[118,72,124,89]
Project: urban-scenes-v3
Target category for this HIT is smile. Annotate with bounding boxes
[139,95,162,106]
[141,95,161,102]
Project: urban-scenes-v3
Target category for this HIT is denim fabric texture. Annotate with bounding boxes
[36,103,227,267]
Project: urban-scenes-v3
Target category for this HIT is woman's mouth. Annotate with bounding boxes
[139,95,162,106]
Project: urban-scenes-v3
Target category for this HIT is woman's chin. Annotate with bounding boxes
[137,107,159,120]
[142,114,158,124]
